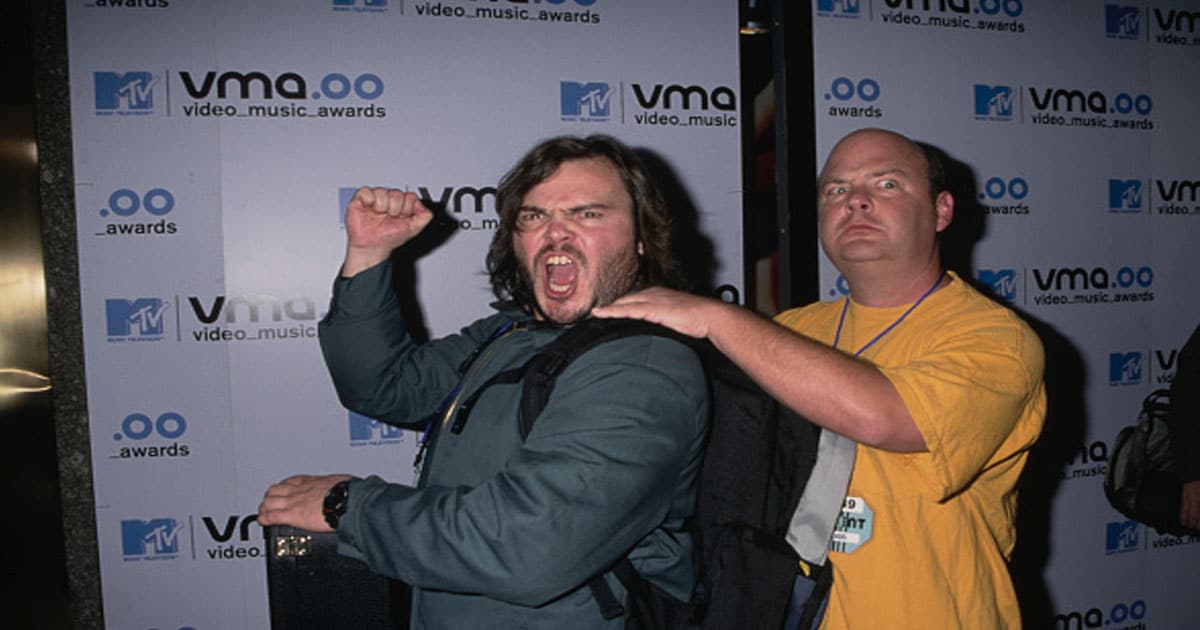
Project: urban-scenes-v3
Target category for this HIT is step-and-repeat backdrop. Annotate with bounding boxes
[813,1,1199,627]
[65,2,742,628]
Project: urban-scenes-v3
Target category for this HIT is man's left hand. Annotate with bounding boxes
[257,473,353,532]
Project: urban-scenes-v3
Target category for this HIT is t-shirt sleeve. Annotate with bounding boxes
[881,315,1045,500]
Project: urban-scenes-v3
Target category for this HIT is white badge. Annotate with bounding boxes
[831,495,874,554]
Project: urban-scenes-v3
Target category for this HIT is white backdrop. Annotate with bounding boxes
[813,1,1200,627]
[66,1,743,628]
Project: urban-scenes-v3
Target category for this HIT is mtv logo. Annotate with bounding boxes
[1108,179,1142,211]
[1104,520,1140,554]
[94,72,158,112]
[1109,352,1143,385]
[978,269,1018,302]
[817,0,861,15]
[1105,5,1140,39]
[338,187,358,227]
[106,298,169,338]
[973,84,1014,120]
[561,81,614,119]
[121,518,183,557]
[349,412,404,442]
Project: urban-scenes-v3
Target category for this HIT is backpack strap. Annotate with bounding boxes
[448,319,679,435]
[518,318,682,438]
[516,318,683,621]
[440,318,689,621]
[588,573,627,620]
[447,367,525,435]
[1143,388,1171,418]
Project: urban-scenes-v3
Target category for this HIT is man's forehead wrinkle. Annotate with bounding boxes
[823,141,924,180]
[820,165,908,185]
[870,167,910,178]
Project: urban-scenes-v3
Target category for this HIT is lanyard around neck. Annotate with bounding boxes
[833,273,946,358]
[414,320,517,472]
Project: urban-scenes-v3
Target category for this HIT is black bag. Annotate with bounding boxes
[506,318,832,629]
[264,525,408,630]
[1103,389,1186,536]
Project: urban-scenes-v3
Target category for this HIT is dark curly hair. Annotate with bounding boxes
[485,134,685,311]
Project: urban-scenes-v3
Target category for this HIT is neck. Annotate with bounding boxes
[845,264,947,307]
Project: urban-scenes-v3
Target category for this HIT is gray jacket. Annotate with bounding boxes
[318,261,709,630]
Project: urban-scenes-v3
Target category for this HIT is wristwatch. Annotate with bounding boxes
[322,480,351,530]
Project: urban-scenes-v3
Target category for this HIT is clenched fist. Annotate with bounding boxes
[342,187,434,277]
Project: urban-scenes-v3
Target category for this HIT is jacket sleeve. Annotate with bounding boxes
[335,335,708,606]
[317,260,488,426]
[1169,324,1200,482]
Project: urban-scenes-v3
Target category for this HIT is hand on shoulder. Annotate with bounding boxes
[592,287,725,339]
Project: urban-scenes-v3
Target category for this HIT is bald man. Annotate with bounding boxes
[595,128,1046,628]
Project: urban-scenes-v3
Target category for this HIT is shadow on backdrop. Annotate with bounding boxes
[927,142,1088,627]
[636,147,721,299]
[387,196,464,345]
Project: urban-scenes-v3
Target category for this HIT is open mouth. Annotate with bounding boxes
[544,253,578,298]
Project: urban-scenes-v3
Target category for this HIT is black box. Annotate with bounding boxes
[264,525,409,629]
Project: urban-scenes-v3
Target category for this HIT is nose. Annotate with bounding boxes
[544,209,576,242]
[845,187,871,213]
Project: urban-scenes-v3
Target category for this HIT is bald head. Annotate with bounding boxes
[814,127,955,300]
[821,129,946,204]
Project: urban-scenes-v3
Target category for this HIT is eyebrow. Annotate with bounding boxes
[517,202,612,214]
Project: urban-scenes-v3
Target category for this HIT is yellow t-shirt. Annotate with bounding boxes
[774,272,1046,629]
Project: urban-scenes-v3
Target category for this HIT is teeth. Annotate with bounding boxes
[549,282,569,292]
[546,255,572,265]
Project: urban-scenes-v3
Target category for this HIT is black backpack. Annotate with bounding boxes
[479,317,833,629]
[1103,388,1186,535]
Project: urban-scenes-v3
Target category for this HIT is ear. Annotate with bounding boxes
[934,191,954,233]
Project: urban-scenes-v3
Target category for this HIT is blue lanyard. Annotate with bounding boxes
[832,273,945,358]
[414,320,516,470]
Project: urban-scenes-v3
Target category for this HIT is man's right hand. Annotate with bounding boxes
[1181,479,1200,532]
[592,287,722,340]
[341,186,434,278]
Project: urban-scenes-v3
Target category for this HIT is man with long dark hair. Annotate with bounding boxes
[258,135,708,629]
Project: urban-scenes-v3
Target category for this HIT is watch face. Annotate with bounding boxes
[323,480,350,528]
